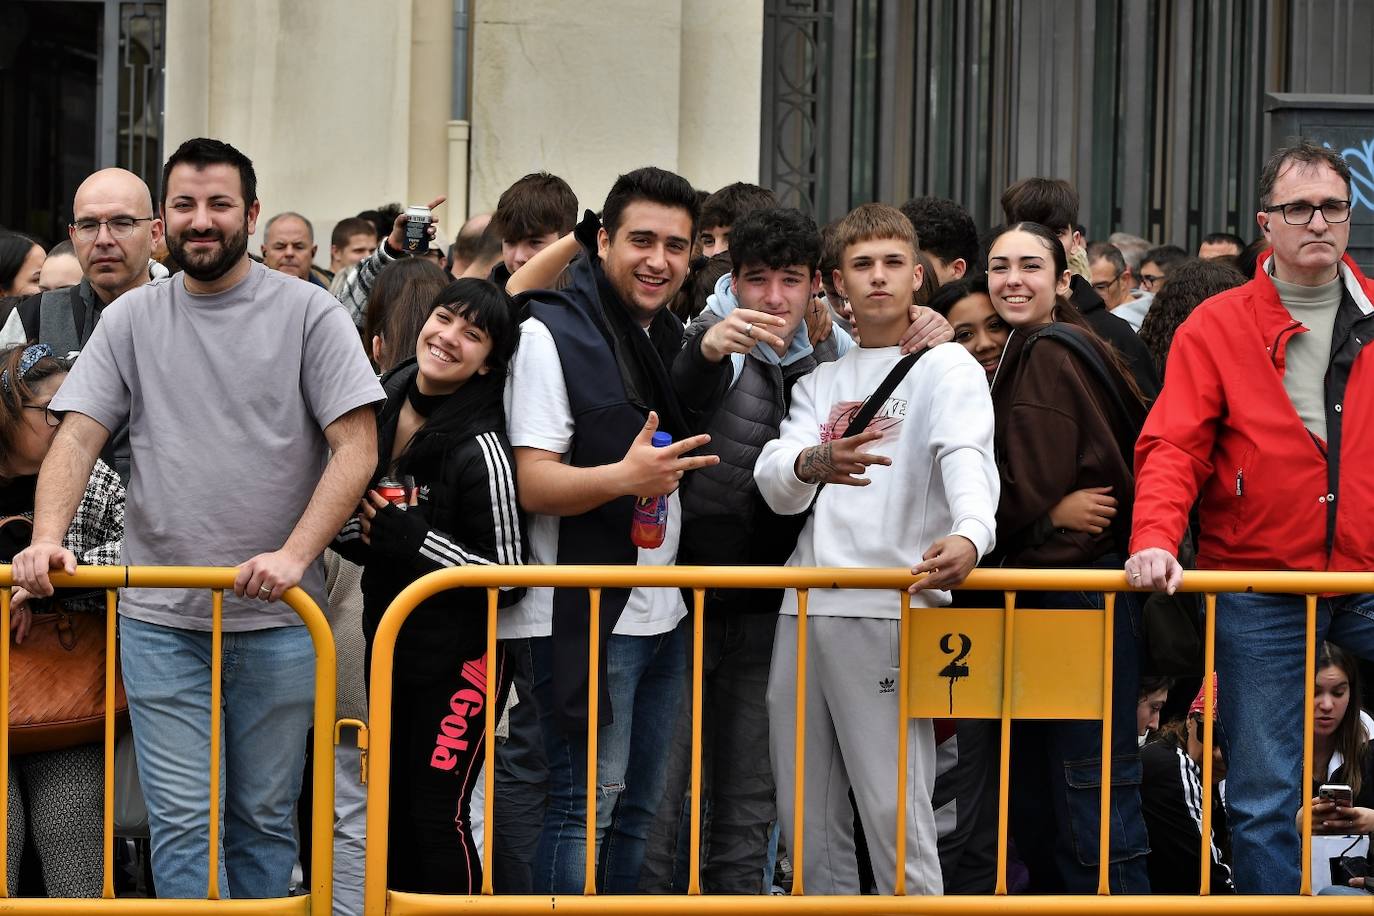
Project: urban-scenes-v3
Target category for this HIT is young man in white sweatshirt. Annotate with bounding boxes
[754,203,999,896]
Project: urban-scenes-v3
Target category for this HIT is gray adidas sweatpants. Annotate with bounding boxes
[767,615,942,896]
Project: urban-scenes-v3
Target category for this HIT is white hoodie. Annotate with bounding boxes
[754,342,999,618]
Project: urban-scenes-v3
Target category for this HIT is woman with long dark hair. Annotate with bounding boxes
[1309,642,1374,895]
[0,234,45,297]
[334,278,524,895]
[985,221,1152,894]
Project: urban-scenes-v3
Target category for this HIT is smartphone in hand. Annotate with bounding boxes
[1319,783,1354,808]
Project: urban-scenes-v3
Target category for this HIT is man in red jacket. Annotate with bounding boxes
[1127,141,1373,894]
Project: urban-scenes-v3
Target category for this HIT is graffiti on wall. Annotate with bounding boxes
[1326,138,1374,212]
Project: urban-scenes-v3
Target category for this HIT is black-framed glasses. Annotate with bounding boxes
[70,216,155,241]
[1261,199,1352,226]
[1139,272,1167,291]
[1092,271,1123,293]
[22,403,60,428]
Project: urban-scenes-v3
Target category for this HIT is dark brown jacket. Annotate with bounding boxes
[991,322,1139,566]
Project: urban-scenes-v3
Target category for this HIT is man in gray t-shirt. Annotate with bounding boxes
[14,138,383,900]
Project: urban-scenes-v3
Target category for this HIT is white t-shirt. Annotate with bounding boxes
[500,317,686,639]
[755,342,999,619]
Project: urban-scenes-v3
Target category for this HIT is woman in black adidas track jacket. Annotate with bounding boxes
[334,278,524,896]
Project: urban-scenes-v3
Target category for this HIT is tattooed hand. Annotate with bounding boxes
[793,428,891,486]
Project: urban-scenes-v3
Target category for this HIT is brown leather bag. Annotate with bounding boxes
[4,514,129,754]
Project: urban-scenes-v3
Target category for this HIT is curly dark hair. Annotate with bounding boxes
[900,196,980,270]
[729,207,821,275]
[1137,257,1245,378]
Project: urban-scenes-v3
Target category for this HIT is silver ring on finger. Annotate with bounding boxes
[745,322,754,339]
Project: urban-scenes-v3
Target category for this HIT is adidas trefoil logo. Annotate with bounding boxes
[878,677,895,695]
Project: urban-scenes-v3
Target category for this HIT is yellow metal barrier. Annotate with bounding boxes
[1,566,337,915]
[364,565,1374,916]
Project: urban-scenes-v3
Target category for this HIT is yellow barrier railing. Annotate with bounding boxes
[1,566,336,915]
[365,566,1374,916]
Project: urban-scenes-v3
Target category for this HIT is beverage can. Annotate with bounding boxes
[376,477,408,507]
[404,205,431,253]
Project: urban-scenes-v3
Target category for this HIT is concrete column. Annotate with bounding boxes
[408,0,455,222]
[468,0,683,214]
[162,0,212,152]
[677,0,764,191]
[164,0,412,264]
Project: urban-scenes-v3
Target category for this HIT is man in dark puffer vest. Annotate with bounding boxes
[502,167,719,894]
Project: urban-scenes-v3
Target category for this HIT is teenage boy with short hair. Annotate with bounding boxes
[641,207,845,893]
[490,171,578,284]
[697,182,778,257]
[755,203,999,896]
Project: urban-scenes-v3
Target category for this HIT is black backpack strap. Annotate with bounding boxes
[70,283,90,344]
[1023,324,1143,457]
[805,348,927,505]
[841,350,923,438]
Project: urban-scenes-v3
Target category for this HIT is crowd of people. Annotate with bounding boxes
[0,135,1370,910]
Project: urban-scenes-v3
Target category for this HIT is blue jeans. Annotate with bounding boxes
[529,620,687,893]
[1214,591,1374,894]
[1010,571,1151,894]
[640,611,776,894]
[120,617,316,899]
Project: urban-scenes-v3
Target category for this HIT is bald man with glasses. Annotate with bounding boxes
[0,168,165,481]
[0,168,165,356]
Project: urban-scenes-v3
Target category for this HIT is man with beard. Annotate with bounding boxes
[13,137,384,900]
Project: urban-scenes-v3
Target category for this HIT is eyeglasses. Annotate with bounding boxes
[22,403,60,428]
[1139,273,1167,291]
[1261,199,1352,226]
[1092,271,1123,293]
[70,216,155,241]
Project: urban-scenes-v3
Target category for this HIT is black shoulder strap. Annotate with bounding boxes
[1024,324,1143,451]
[772,348,929,555]
[70,283,89,344]
[841,350,923,438]
[809,349,926,503]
